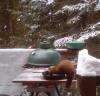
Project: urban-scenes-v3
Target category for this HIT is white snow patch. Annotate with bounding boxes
[62,3,87,12]
[76,49,100,76]
[46,0,54,5]
[77,31,100,41]
[54,36,73,48]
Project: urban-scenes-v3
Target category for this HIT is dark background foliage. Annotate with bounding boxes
[0,0,100,48]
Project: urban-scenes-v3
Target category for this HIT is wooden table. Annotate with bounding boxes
[13,68,67,96]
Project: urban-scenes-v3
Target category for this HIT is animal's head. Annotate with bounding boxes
[48,66,59,73]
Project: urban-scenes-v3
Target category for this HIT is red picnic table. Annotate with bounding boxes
[13,68,68,96]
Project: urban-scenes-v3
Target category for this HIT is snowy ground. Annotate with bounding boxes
[0,49,33,96]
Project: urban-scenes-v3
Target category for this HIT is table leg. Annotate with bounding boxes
[30,91,34,96]
[55,85,61,96]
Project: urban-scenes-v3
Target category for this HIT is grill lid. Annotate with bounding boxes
[27,41,61,67]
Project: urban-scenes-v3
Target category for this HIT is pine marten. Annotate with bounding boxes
[48,60,75,88]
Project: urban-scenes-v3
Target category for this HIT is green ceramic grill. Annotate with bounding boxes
[27,41,61,67]
[65,40,86,50]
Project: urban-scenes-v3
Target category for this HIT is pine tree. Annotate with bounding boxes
[0,0,100,48]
